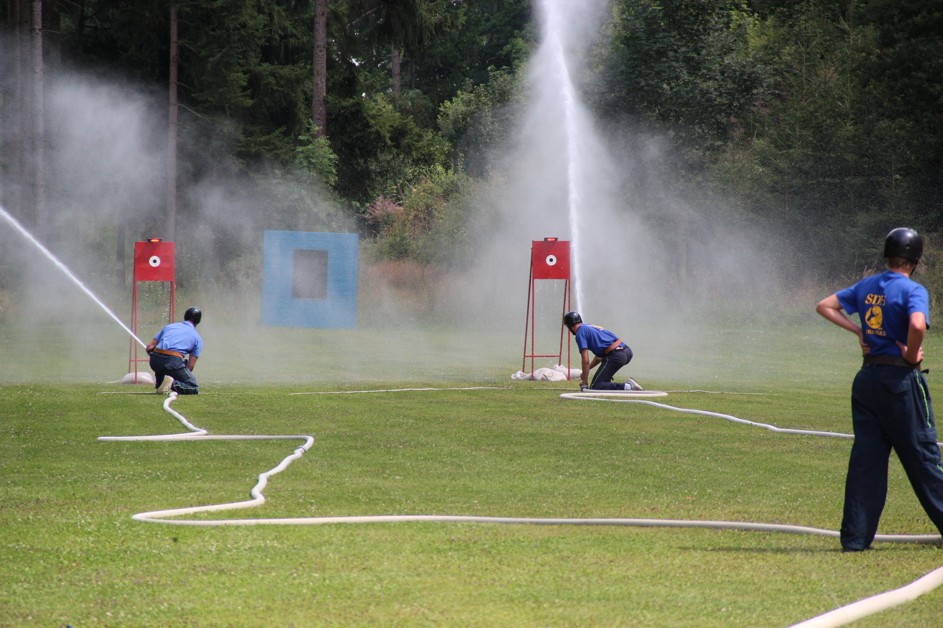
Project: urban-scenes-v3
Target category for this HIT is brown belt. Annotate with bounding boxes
[863,355,918,369]
[604,339,624,355]
[153,348,184,359]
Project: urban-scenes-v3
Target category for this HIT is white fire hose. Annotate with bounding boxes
[97,388,943,627]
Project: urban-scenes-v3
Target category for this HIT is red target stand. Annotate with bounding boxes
[125,238,176,384]
[521,237,572,378]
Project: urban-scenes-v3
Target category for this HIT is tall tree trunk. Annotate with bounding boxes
[312,0,327,137]
[0,1,31,217]
[391,45,401,106]
[167,3,178,240]
[31,0,44,237]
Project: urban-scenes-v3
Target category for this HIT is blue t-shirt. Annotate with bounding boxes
[154,321,203,357]
[836,270,930,356]
[574,323,620,356]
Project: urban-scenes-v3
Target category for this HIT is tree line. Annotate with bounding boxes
[1,0,941,291]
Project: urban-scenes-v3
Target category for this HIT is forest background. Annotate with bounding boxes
[1,0,941,321]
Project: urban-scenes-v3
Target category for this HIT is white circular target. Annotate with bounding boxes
[545,254,557,266]
[148,255,162,268]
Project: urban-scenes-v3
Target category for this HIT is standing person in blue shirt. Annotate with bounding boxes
[564,311,643,392]
[145,306,204,395]
[817,227,943,551]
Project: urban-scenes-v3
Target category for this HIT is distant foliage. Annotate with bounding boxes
[295,123,338,189]
[1,0,940,292]
[366,166,470,265]
[594,0,943,274]
[917,236,943,316]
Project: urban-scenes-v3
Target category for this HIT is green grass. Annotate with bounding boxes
[2,321,943,626]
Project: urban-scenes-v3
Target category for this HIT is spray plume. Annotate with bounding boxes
[0,205,147,348]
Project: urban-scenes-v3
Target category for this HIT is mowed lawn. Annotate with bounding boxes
[2,320,943,626]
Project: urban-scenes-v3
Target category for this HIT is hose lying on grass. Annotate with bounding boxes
[98,387,943,627]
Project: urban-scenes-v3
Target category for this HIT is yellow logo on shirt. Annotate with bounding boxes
[863,293,885,332]
[865,305,883,330]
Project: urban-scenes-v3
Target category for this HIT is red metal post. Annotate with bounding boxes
[129,239,176,381]
[521,238,572,378]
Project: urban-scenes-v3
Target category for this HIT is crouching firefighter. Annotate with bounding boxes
[146,306,203,395]
[564,311,642,392]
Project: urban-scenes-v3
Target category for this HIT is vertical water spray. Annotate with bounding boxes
[535,0,609,313]
[547,27,585,311]
[0,205,147,348]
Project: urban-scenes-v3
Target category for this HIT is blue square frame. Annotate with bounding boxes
[262,231,358,328]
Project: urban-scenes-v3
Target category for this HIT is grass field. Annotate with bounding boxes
[2,318,943,626]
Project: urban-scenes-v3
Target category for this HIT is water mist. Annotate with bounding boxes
[0,205,147,348]
[534,0,612,311]
[469,0,630,324]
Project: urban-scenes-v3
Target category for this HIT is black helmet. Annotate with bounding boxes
[184,306,202,326]
[884,228,923,263]
[563,311,582,329]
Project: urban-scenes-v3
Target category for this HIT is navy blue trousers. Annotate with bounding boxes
[149,352,200,395]
[841,364,943,550]
[589,345,634,390]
